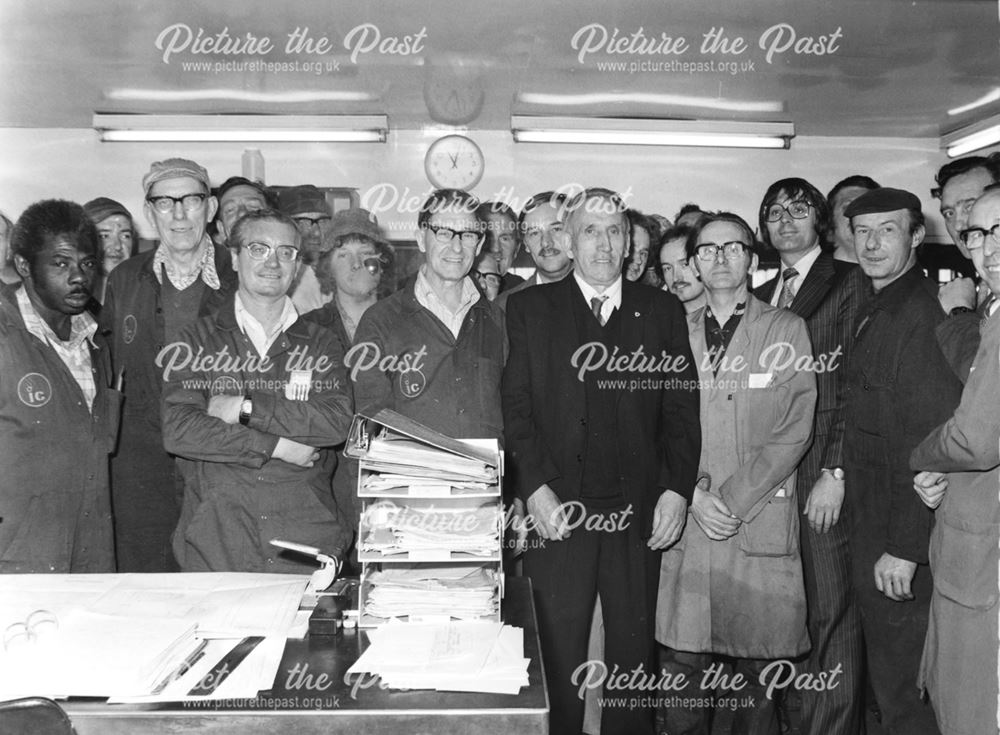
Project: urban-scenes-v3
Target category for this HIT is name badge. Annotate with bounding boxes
[285,370,312,401]
[748,372,773,389]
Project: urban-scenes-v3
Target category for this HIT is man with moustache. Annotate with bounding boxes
[477,200,524,292]
[658,224,705,314]
[842,187,963,734]
[910,186,1000,735]
[495,191,574,311]
[826,175,879,265]
[161,209,352,572]
[503,187,700,735]
[932,155,1000,380]
[0,200,120,572]
[350,189,505,442]
[753,177,867,735]
[101,157,237,572]
[657,212,816,735]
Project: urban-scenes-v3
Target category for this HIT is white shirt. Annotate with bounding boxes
[234,293,298,358]
[574,272,623,324]
[414,267,481,340]
[770,245,822,307]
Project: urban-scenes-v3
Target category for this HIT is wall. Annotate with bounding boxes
[0,128,950,241]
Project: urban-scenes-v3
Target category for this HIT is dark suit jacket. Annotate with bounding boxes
[502,277,701,531]
[754,252,865,491]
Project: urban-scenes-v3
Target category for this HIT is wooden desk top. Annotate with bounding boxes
[63,576,548,735]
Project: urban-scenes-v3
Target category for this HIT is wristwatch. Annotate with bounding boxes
[822,467,845,481]
[238,395,253,426]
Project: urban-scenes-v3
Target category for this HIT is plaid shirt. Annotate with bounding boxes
[152,237,221,291]
[16,287,98,411]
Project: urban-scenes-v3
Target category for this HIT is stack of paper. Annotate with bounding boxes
[347,621,529,695]
[362,474,492,495]
[361,500,500,557]
[364,565,498,620]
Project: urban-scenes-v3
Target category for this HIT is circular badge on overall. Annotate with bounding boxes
[122,314,138,345]
[398,366,427,399]
[17,373,52,408]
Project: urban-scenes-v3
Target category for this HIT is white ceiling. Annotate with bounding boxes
[2,0,998,139]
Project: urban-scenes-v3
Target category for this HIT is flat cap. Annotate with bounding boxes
[279,185,331,217]
[843,187,922,219]
[142,158,211,195]
[83,197,132,225]
[327,208,386,245]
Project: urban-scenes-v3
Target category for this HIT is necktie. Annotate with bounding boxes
[590,295,608,326]
[777,267,798,309]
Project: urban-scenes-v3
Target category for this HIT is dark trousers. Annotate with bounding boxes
[523,516,656,735]
[659,648,779,735]
[851,539,940,735]
[796,506,866,735]
[110,418,181,572]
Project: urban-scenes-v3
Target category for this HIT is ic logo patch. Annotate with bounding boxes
[122,314,138,345]
[398,365,427,399]
[17,373,52,408]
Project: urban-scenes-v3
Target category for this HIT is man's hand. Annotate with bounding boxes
[526,484,571,541]
[804,471,845,534]
[939,277,976,312]
[271,437,320,468]
[690,487,741,541]
[648,490,688,550]
[208,395,242,424]
[507,497,529,556]
[914,471,948,509]
[874,553,917,601]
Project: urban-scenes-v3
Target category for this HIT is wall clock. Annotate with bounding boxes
[424,134,485,191]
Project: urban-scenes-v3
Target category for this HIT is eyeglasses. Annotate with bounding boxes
[146,193,207,214]
[695,242,750,261]
[244,241,300,262]
[424,223,483,247]
[764,200,813,222]
[474,271,502,286]
[959,223,1000,250]
[292,215,332,229]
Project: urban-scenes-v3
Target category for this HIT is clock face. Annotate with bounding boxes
[424,135,485,191]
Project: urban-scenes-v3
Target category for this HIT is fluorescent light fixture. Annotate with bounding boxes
[105,89,377,104]
[947,89,1000,117]
[516,92,784,114]
[511,116,794,149]
[943,113,1000,157]
[93,114,388,143]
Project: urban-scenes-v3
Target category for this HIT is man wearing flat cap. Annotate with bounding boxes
[280,184,334,313]
[100,157,237,572]
[83,197,135,304]
[841,187,962,734]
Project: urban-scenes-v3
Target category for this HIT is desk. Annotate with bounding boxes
[63,577,548,734]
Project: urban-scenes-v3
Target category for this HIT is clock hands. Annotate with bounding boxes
[448,152,460,169]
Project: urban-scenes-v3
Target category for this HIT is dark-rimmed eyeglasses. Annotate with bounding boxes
[424,223,483,247]
[245,241,300,262]
[959,223,1000,250]
[146,193,207,214]
[473,270,502,286]
[764,200,813,222]
[292,215,332,229]
[695,242,750,261]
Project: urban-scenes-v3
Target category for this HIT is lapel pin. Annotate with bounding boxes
[634,311,640,317]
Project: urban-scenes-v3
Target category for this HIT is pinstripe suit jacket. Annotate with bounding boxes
[754,253,866,494]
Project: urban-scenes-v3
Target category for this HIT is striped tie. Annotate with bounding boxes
[590,296,608,326]
[777,267,798,309]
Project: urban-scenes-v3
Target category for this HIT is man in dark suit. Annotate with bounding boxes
[842,187,962,734]
[753,177,866,735]
[502,187,700,735]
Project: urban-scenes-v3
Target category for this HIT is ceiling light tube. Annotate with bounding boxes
[511,116,793,149]
[93,114,388,143]
[943,114,1000,158]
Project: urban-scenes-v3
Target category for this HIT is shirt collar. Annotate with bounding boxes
[233,292,299,354]
[781,244,822,282]
[414,267,481,311]
[152,237,221,290]
[573,272,624,310]
[16,285,97,350]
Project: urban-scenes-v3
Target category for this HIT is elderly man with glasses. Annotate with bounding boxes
[100,157,238,572]
[348,188,506,443]
[657,211,816,735]
[161,208,353,572]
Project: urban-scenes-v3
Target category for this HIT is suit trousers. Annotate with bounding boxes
[523,513,657,735]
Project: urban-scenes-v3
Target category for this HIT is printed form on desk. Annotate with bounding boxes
[0,572,307,701]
